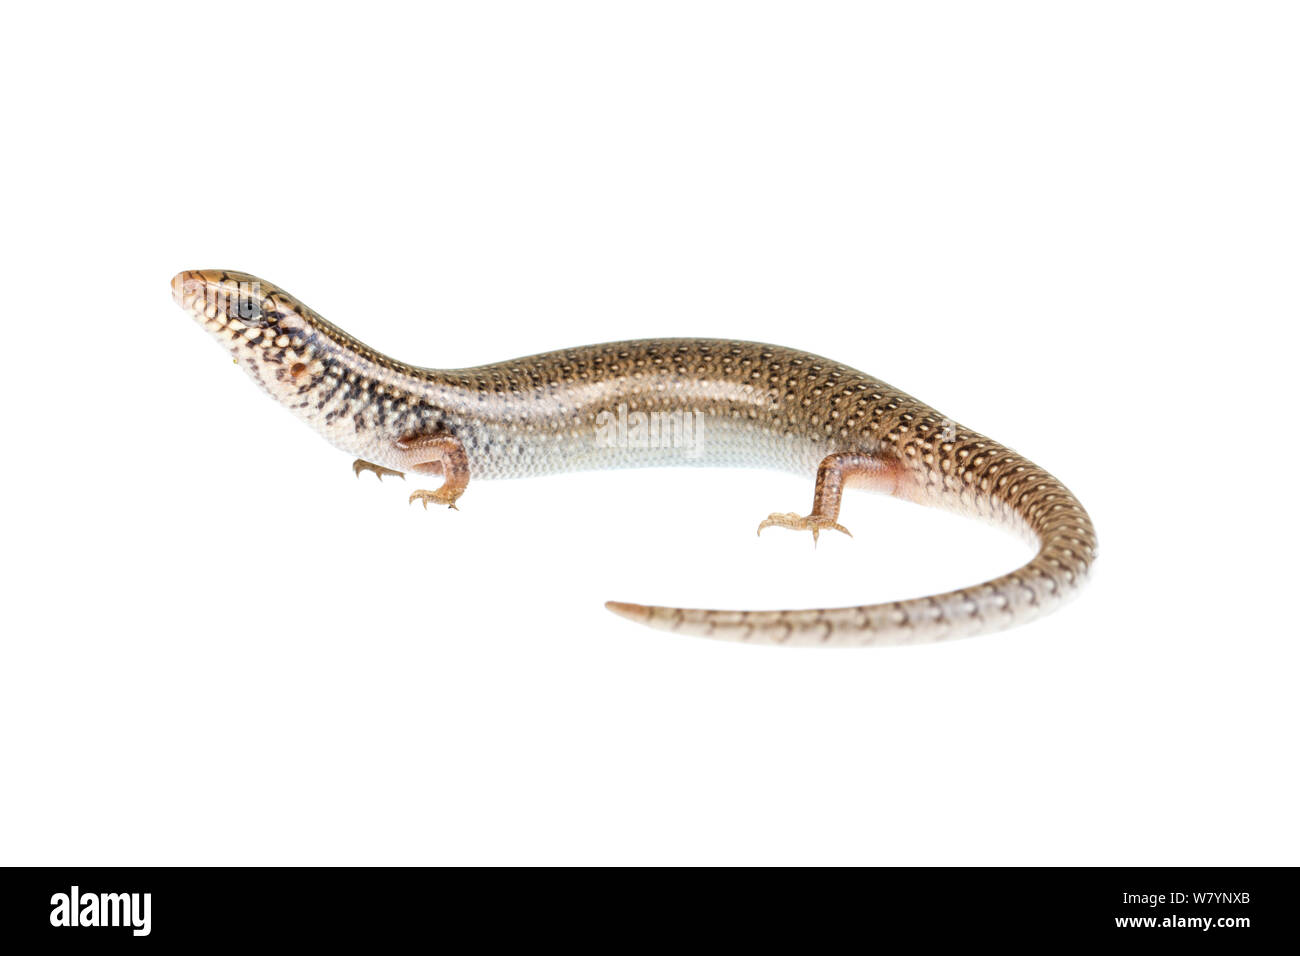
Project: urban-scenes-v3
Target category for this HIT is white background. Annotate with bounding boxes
[1,2,1295,865]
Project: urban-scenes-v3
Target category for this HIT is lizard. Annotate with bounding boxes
[172,269,1096,647]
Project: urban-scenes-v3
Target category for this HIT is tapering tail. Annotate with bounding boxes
[605,449,1096,647]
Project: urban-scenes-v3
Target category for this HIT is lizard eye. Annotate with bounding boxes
[232,295,269,326]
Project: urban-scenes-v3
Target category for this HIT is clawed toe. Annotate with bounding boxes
[409,489,461,511]
[756,512,852,545]
[757,512,801,536]
[353,459,405,481]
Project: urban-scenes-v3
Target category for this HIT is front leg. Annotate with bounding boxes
[757,452,904,544]
[394,433,470,510]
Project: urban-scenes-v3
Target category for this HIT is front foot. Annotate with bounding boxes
[409,488,462,511]
[756,512,852,545]
[353,459,405,481]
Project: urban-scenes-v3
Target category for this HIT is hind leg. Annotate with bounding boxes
[757,452,904,544]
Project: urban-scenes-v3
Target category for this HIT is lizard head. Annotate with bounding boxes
[171,270,328,404]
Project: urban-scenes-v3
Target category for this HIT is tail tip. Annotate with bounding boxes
[604,600,651,623]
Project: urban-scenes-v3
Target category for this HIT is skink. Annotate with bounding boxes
[172,270,1096,647]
